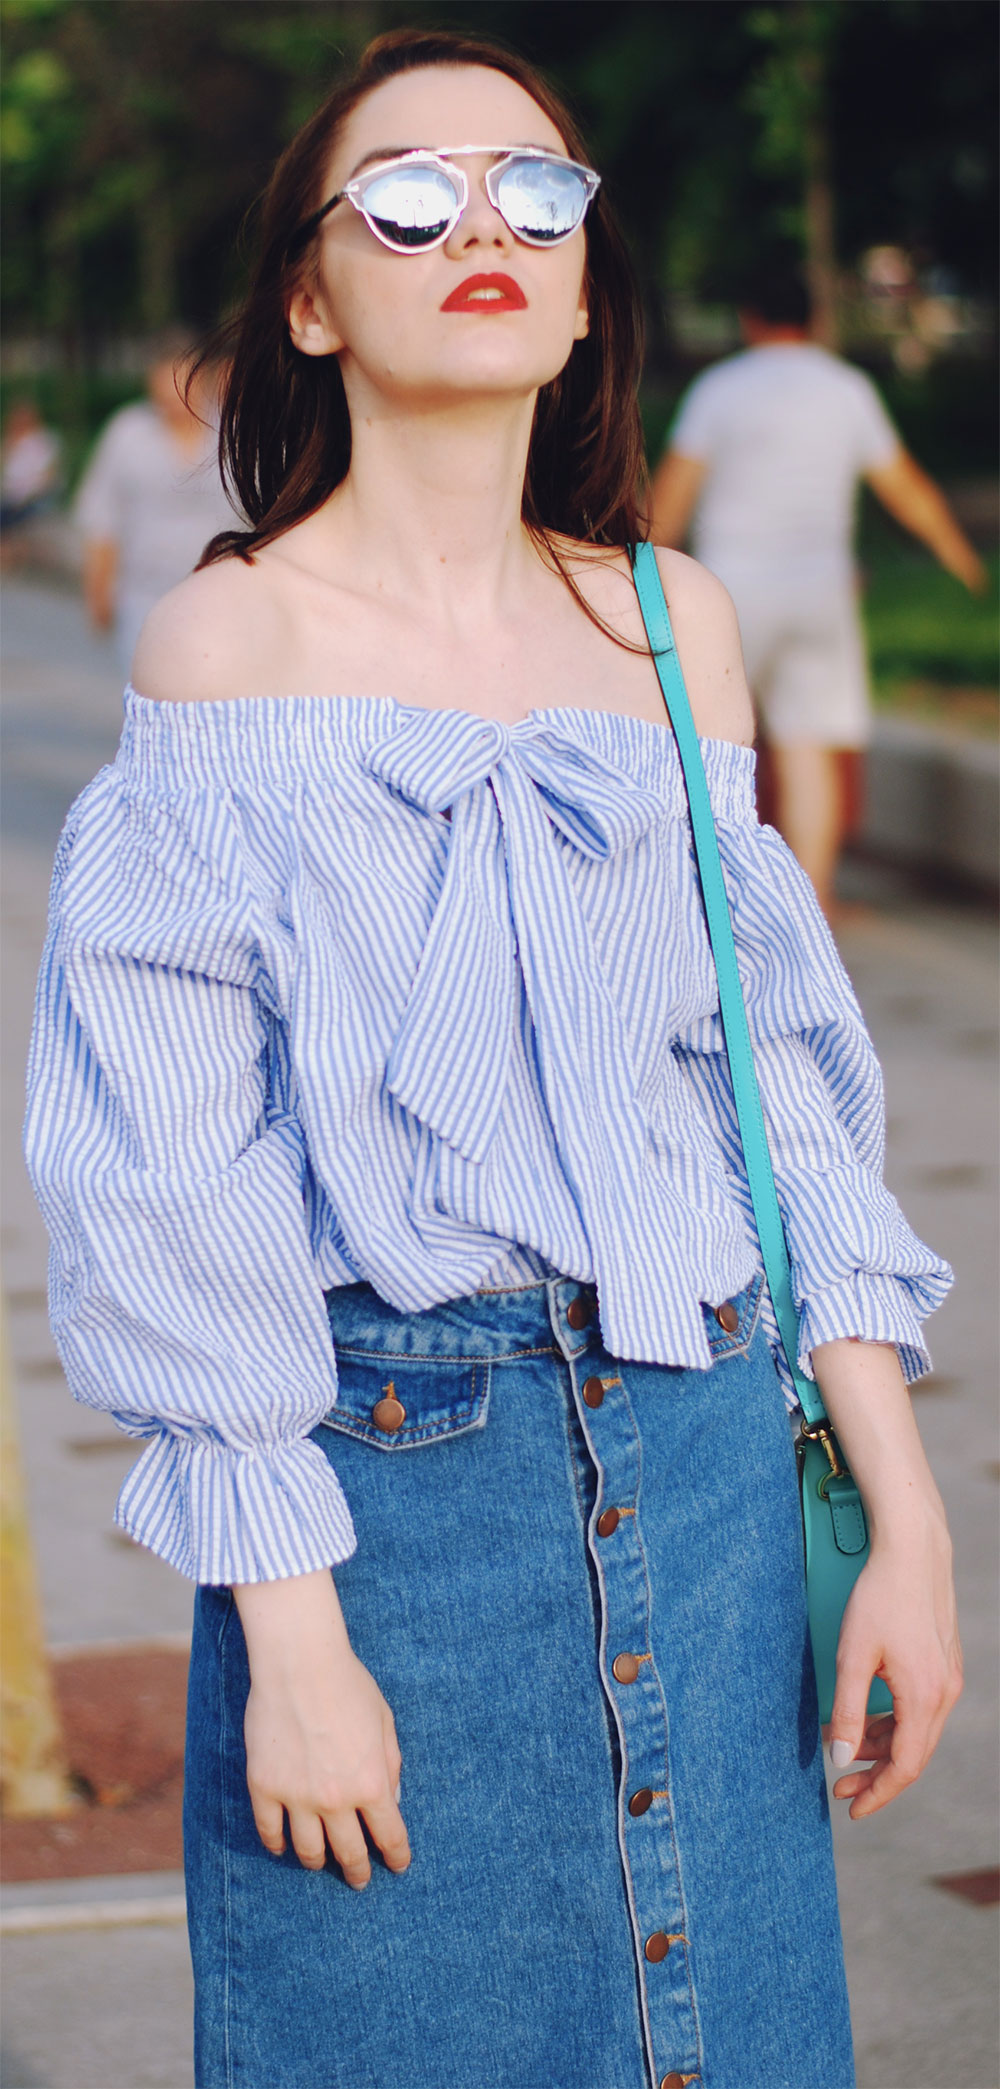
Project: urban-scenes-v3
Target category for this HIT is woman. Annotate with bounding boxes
[25,29,961,2089]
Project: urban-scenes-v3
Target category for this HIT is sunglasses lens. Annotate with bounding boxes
[360,163,460,248]
[495,157,590,241]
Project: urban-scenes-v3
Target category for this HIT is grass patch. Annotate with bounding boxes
[860,545,999,719]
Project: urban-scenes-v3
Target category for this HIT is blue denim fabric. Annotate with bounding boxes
[185,1275,855,2089]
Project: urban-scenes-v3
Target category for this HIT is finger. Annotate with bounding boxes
[249,1790,286,1857]
[285,1807,331,1872]
[847,1710,931,1819]
[321,1812,373,1890]
[832,1767,879,1800]
[830,1723,895,1791]
[864,1713,896,1746]
[361,1793,411,1874]
[380,1709,404,1815]
[382,1712,403,1788]
[829,1648,887,1773]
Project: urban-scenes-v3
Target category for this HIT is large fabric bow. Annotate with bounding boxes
[363,706,747,1361]
[364,709,666,1164]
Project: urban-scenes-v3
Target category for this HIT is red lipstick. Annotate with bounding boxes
[441,273,527,314]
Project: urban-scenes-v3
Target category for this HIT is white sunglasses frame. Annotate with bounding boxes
[291,144,601,256]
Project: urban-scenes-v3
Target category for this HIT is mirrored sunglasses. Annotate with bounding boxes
[289,145,601,257]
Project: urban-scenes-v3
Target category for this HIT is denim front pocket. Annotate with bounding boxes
[320,1349,491,1452]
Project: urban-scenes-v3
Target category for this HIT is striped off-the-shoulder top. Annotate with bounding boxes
[24,689,951,1584]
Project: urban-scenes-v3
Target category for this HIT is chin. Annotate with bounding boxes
[385,341,574,401]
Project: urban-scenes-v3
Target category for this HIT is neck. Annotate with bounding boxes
[159,405,207,450]
[307,379,543,627]
[741,321,812,348]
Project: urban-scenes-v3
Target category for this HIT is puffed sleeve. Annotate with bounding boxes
[24,770,356,1584]
[673,807,952,1392]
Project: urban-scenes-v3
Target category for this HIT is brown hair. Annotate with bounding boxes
[197,27,648,621]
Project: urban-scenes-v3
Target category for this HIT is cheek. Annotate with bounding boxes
[319,269,410,367]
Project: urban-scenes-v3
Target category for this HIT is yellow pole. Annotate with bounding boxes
[0,1300,76,1816]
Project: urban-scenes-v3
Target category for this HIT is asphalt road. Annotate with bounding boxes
[2,576,997,2089]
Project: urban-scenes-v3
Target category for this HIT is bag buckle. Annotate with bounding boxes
[798,1416,847,1495]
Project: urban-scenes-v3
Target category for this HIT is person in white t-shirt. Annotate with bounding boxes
[650,267,986,918]
[75,331,234,674]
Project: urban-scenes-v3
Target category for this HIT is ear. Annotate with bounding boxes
[286,280,345,359]
[573,293,590,343]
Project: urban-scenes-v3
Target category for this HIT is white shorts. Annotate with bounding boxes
[725,575,872,749]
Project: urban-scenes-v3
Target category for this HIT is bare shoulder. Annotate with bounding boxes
[654,547,755,746]
[557,539,755,746]
[130,558,292,704]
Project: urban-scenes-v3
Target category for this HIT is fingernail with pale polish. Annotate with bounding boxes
[394,1780,401,1802]
[830,1740,854,1769]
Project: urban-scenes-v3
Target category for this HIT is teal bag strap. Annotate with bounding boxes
[630,540,826,1431]
[631,543,892,1723]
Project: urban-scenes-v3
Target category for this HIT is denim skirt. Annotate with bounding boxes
[184,1273,855,2089]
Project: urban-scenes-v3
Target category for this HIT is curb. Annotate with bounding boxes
[46,1631,191,1660]
[862,713,999,892]
[1,1870,186,1934]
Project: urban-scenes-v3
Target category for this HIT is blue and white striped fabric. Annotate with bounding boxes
[24,690,951,1584]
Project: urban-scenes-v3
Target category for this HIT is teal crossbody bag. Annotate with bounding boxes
[632,540,892,1725]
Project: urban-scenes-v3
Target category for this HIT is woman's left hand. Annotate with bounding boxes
[826,1506,963,1818]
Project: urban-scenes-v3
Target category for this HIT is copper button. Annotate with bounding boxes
[644,1932,672,1963]
[372,1394,406,1433]
[582,1376,606,1409]
[628,1787,654,1817]
[612,1651,641,1685]
[596,1507,620,1538]
[714,1300,740,1333]
[566,1294,594,1331]
[660,2076,696,2089]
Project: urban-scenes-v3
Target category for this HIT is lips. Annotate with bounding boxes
[440,273,528,313]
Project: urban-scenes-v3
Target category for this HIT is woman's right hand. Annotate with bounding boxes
[233,1568,411,1887]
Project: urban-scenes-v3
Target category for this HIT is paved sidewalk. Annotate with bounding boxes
[2,577,997,2089]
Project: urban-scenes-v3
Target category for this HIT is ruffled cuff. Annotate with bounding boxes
[114,1431,357,1584]
[797,1269,951,1386]
[758,1262,952,1407]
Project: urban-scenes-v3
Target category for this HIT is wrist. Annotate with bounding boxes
[864,1467,950,1551]
[233,1568,352,1680]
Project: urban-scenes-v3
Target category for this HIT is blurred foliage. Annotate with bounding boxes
[2,0,996,355]
[1,0,995,702]
[863,549,999,703]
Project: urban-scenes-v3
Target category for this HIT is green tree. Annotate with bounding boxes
[1,0,995,399]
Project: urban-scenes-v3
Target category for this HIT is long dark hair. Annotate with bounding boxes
[197,27,648,623]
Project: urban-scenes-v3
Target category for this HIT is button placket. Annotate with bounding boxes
[563,1321,702,2089]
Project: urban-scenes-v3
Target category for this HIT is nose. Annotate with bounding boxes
[443,163,512,258]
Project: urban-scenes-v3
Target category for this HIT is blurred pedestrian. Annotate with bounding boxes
[74,330,232,673]
[0,399,62,567]
[650,264,987,918]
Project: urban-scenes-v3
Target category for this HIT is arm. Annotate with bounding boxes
[648,450,708,549]
[26,775,408,1878]
[75,418,124,630]
[667,635,959,1813]
[681,1004,960,1819]
[82,536,118,630]
[811,1339,961,1818]
[865,448,988,592]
